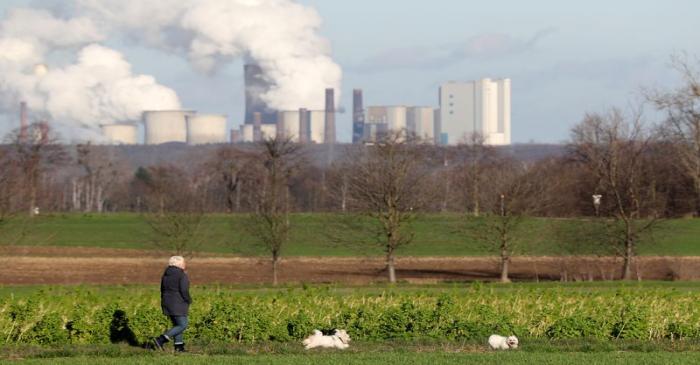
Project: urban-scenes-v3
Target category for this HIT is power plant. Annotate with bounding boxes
[143,110,194,145]
[9,63,510,147]
[101,124,138,144]
[186,114,228,145]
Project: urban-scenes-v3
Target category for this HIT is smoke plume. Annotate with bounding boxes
[76,0,342,110]
[0,8,181,137]
[1,0,341,139]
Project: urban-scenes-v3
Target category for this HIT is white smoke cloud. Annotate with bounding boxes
[76,0,342,110]
[0,8,181,138]
[1,0,341,139]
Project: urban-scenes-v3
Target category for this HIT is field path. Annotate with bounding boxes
[0,246,698,284]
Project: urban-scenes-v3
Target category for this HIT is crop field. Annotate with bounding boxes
[2,283,700,364]
[3,213,700,256]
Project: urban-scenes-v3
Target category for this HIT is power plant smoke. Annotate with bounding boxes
[0,0,342,139]
[0,8,181,137]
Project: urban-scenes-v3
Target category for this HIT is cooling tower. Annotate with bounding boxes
[241,124,254,142]
[277,111,301,141]
[260,123,277,140]
[309,110,325,143]
[101,124,138,145]
[186,114,228,145]
[324,88,336,144]
[244,64,278,124]
[143,110,195,144]
[352,89,364,144]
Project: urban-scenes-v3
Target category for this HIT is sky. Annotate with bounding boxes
[1,0,699,143]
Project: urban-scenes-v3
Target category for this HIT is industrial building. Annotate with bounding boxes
[438,78,511,145]
[352,89,364,144]
[407,106,436,143]
[143,110,195,145]
[101,124,138,144]
[186,114,228,145]
[362,105,435,143]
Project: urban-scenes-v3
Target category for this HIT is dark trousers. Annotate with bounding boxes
[164,315,188,344]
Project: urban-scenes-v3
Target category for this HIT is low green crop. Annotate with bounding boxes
[1,286,700,346]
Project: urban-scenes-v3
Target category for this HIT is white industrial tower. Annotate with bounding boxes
[438,78,511,145]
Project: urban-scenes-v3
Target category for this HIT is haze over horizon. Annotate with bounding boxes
[0,0,699,144]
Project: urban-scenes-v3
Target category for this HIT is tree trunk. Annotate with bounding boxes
[500,252,510,283]
[272,255,279,286]
[695,182,700,217]
[622,238,634,280]
[387,252,396,283]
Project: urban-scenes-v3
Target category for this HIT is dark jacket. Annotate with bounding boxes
[160,266,191,316]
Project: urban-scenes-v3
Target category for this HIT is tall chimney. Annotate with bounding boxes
[352,89,364,144]
[324,88,335,144]
[299,108,310,144]
[253,112,262,142]
[19,101,28,142]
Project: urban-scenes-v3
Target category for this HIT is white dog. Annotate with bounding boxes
[488,334,519,350]
[302,329,351,350]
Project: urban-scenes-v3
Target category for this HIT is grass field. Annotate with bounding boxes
[5,351,700,365]
[3,283,700,364]
[3,213,700,256]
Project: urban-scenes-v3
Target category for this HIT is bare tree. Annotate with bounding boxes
[569,108,663,280]
[453,132,496,215]
[0,147,23,245]
[205,146,253,213]
[74,144,125,213]
[8,123,68,217]
[140,165,207,257]
[463,158,545,282]
[647,55,700,216]
[242,137,302,285]
[341,132,433,283]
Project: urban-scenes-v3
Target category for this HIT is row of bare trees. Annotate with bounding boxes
[2,57,700,283]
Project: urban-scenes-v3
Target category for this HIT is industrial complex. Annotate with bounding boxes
[17,64,512,147]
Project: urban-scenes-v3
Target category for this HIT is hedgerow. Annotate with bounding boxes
[1,286,700,345]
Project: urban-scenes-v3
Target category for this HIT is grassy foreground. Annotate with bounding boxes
[3,284,700,364]
[3,213,700,256]
[4,352,700,365]
[3,340,700,365]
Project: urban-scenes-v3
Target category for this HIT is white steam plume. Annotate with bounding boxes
[1,0,341,139]
[0,8,180,138]
[76,0,342,110]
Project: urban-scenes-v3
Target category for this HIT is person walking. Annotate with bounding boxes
[153,256,191,352]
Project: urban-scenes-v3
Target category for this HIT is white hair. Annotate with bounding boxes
[168,256,185,269]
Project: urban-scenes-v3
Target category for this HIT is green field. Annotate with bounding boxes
[3,283,700,364]
[4,351,700,365]
[3,213,700,256]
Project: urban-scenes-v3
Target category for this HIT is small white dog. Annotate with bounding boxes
[488,334,519,350]
[302,329,351,350]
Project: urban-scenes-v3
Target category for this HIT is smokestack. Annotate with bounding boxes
[253,112,262,142]
[324,88,335,144]
[19,101,28,142]
[299,108,310,143]
[352,89,364,144]
[244,64,278,124]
